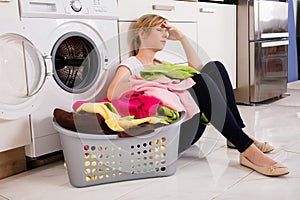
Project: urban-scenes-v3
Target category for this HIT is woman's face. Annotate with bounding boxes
[139,23,169,51]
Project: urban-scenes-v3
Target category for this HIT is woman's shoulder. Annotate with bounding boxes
[120,56,140,66]
[119,56,143,75]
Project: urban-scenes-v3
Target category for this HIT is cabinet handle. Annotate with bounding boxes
[152,5,175,11]
[199,8,216,13]
[261,40,289,48]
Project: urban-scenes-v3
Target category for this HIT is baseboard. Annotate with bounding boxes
[0,147,27,179]
[26,151,63,170]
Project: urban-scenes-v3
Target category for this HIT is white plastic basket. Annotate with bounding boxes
[53,112,185,187]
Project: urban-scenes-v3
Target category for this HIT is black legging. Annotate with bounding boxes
[179,61,253,153]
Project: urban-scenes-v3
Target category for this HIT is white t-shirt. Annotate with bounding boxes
[118,56,144,76]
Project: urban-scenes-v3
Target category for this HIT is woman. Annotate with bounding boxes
[107,14,289,176]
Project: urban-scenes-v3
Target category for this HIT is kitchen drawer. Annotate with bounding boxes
[0,117,31,152]
[118,0,197,21]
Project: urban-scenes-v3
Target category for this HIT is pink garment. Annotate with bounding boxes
[111,91,161,118]
[72,100,88,111]
[130,75,199,120]
[72,91,161,119]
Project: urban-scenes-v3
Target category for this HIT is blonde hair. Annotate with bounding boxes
[130,14,167,56]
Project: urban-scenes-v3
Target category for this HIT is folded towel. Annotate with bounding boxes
[140,62,199,81]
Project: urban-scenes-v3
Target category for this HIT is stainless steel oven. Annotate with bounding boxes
[235,0,288,104]
[250,39,288,102]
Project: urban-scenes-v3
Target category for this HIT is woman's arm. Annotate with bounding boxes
[179,36,203,71]
[163,21,203,71]
[107,66,132,100]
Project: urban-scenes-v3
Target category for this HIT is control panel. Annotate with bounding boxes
[19,0,118,19]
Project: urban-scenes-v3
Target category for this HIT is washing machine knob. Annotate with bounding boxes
[71,0,82,12]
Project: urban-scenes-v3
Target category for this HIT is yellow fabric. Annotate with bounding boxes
[76,103,124,132]
[76,102,168,132]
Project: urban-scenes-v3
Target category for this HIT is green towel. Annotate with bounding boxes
[140,62,200,80]
[157,106,210,125]
[156,106,180,123]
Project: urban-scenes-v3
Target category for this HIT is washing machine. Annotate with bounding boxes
[0,0,119,157]
[0,0,36,152]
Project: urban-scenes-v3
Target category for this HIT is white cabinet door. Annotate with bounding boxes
[118,0,198,64]
[197,3,236,88]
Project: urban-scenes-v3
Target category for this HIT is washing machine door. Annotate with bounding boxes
[0,33,47,120]
[51,32,102,94]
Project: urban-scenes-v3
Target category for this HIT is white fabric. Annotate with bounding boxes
[118,56,144,75]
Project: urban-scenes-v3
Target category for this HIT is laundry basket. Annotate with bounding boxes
[53,112,185,187]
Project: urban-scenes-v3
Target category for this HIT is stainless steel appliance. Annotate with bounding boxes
[234,0,289,104]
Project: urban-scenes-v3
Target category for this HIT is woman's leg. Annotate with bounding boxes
[179,112,206,153]
[190,69,288,175]
[191,72,253,152]
[200,61,245,128]
[184,61,235,148]
[191,73,288,173]
[200,61,273,149]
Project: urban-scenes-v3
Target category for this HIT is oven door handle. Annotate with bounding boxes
[261,40,289,48]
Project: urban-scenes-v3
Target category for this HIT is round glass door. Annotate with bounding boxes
[51,32,100,94]
[0,33,47,120]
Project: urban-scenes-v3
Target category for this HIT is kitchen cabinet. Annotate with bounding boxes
[118,0,198,64]
[118,0,197,22]
[118,0,237,88]
[197,3,237,88]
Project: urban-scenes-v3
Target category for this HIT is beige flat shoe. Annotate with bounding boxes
[240,154,289,177]
[256,142,275,153]
[227,140,274,153]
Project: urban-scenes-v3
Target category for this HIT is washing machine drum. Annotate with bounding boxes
[52,34,100,94]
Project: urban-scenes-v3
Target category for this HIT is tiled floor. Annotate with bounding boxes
[1,81,300,200]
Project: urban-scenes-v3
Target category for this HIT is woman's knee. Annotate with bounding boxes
[206,61,226,73]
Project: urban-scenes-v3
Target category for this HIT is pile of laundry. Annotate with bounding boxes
[53,62,209,138]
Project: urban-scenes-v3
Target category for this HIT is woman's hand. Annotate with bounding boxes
[162,21,203,71]
[162,21,185,41]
